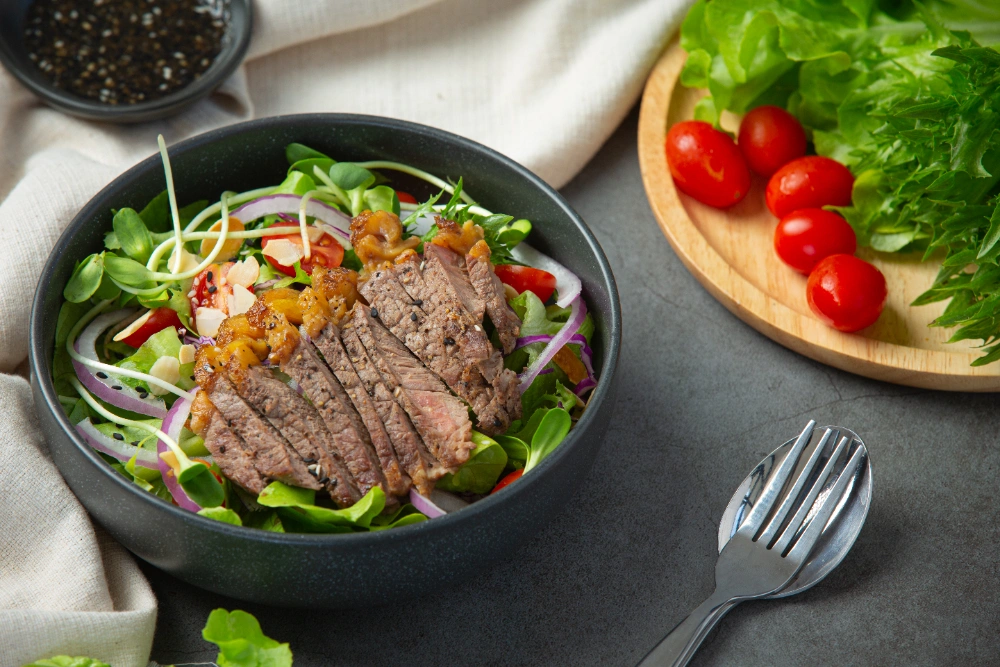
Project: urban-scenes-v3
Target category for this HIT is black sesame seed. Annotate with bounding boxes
[444,337,455,345]
[370,308,379,318]
[319,477,330,485]
[112,385,123,390]
[412,299,423,306]
[207,285,217,294]
[303,457,316,464]
[96,371,108,379]
[219,445,227,454]
[130,441,139,446]
[207,271,213,281]
[190,375,196,381]
[493,417,502,427]
[113,433,124,441]
[138,391,148,399]
[410,312,418,322]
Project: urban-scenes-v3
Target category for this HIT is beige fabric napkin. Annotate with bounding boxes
[0,0,688,663]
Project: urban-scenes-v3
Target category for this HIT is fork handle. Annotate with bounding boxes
[637,590,737,667]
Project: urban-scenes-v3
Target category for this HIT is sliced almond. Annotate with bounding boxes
[262,238,304,267]
[305,226,325,243]
[178,344,196,364]
[149,356,181,395]
[168,247,200,274]
[159,450,180,476]
[503,284,519,302]
[195,307,226,338]
[112,309,153,342]
[225,256,260,288]
[229,283,256,316]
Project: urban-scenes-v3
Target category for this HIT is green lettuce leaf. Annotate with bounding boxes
[257,482,384,530]
[202,608,293,667]
[199,506,243,526]
[435,431,508,493]
[23,657,110,667]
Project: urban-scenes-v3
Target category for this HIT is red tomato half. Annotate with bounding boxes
[190,263,233,313]
[738,106,807,177]
[491,469,523,494]
[666,121,750,208]
[806,254,887,333]
[261,222,345,276]
[494,264,557,302]
[766,156,854,218]
[774,209,857,274]
[120,308,183,348]
[395,191,417,204]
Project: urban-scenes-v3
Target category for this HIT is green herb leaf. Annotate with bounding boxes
[198,506,243,526]
[202,608,293,667]
[103,253,154,286]
[257,482,385,529]
[286,142,330,164]
[524,408,571,473]
[328,163,375,191]
[363,185,400,216]
[63,253,104,303]
[179,464,225,508]
[436,431,508,493]
[113,208,154,263]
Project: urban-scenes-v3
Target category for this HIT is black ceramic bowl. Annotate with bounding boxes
[0,0,252,123]
[29,114,621,608]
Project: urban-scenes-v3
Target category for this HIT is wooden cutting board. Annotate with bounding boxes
[637,38,1000,391]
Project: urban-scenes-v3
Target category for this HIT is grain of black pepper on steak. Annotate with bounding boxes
[282,332,407,499]
[338,325,445,496]
[234,364,361,508]
[348,303,474,470]
[206,376,323,492]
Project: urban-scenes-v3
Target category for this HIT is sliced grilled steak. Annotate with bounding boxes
[236,364,360,507]
[466,241,521,354]
[304,325,410,497]
[273,342,392,504]
[423,242,485,324]
[340,325,444,496]
[207,376,321,491]
[348,303,474,470]
[196,399,266,495]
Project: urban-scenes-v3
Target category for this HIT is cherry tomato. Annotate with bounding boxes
[261,221,345,276]
[774,209,857,274]
[119,308,183,348]
[738,105,807,177]
[494,264,557,302]
[190,263,233,313]
[766,156,854,218]
[806,254,887,333]
[666,121,750,208]
[395,191,417,204]
[491,469,523,494]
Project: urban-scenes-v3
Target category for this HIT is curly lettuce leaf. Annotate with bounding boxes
[202,609,292,667]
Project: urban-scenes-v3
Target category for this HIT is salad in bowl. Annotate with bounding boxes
[53,137,599,534]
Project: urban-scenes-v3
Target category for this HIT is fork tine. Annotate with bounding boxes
[772,434,850,554]
[757,428,837,546]
[737,420,816,537]
[783,444,866,562]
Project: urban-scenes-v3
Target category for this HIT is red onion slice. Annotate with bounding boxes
[156,396,200,512]
[517,296,586,393]
[73,310,168,418]
[76,419,159,469]
[230,194,352,246]
[408,488,469,518]
[510,244,582,308]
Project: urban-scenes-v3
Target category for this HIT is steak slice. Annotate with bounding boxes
[466,242,522,354]
[197,400,266,495]
[348,303,474,470]
[276,341,391,504]
[236,364,360,507]
[340,325,445,496]
[207,376,321,491]
[307,324,410,497]
[423,242,485,324]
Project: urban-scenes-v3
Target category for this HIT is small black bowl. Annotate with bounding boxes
[0,0,252,123]
[29,114,622,608]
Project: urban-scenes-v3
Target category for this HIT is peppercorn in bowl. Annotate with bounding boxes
[0,0,252,122]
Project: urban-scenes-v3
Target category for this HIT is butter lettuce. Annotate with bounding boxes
[202,609,292,667]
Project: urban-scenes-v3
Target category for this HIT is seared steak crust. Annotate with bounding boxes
[207,376,321,491]
[308,324,410,497]
[340,325,445,496]
[237,364,360,507]
[348,303,474,470]
[199,402,266,495]
[466,246,521,354]
[277,340,390,502]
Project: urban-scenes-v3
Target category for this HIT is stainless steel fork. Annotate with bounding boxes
[639,421,867,667]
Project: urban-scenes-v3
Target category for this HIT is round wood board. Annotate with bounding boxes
[637,39,1000,392]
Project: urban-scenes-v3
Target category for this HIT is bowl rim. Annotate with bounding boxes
[29,112,622,546]
[0,0,253,122]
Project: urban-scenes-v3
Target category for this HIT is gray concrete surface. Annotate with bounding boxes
[144,108,1000,666]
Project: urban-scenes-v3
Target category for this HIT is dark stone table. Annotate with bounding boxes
[145,108,1000,666]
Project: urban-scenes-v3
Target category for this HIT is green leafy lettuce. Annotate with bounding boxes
[23,658,110,667]
[202,608,293,667]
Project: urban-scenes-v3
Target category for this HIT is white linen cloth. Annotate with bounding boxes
[0,0,688,664]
